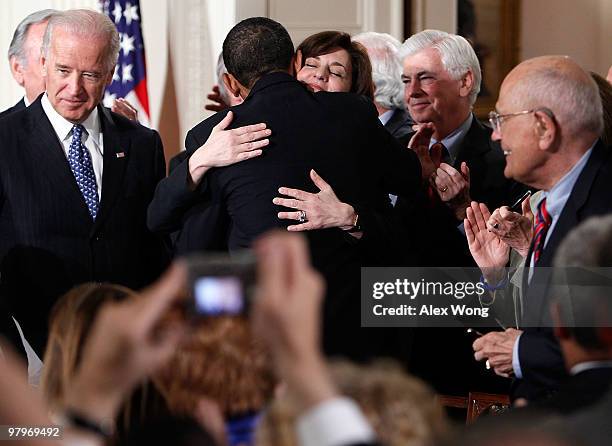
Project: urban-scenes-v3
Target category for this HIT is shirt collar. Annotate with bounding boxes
[41,93,101,150]
[378,109,395,126]
[430,113,473,163]
[23,96,31,107]
[570,360,612,376]
[539,143,595,221]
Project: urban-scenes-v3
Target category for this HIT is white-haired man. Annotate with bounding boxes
[1,9,56,118]
[353,32,414,140]
[396,30,528,397]
[471,56,612,402]
[0,9,169,356]
[397,29,523,223]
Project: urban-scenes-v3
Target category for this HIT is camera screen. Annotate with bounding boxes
[194,276,244,315]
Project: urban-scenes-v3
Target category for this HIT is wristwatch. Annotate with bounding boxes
[345,213,362,233]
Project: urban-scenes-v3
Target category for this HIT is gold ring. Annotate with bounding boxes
[440,185,449,193]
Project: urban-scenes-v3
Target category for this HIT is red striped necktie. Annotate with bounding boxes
[532,197,552,264]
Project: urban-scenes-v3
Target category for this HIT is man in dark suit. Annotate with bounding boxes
[0,9,169,356]
[396,30,522,259]
[0,9,55,119]
[525,216,612,414]
[473,55,612,402]
[391,30,520,397]
[149,17,421,360]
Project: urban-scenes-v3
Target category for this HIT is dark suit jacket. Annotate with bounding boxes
[384,108,414,140]
[400,117,523,396]
[0,98,26,120]
[531,366,612,414]
[148,148,230,254]
[149,72,421,360]
[513,139,612,401]
[0,96,170,355]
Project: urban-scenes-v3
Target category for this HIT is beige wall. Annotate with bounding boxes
[521,0,611,76]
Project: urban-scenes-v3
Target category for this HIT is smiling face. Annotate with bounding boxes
[42,27,113,123]
[492,77,545,184]
[402,47,471,137]
[296,48,352,93]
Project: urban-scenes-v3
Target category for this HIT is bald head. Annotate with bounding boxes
[499,56,603,138]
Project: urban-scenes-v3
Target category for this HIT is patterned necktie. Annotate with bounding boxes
[68,124,99,220]
[532,198,552,264]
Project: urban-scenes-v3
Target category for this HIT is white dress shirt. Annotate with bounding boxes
[297,397,376,446]
[41,93,104,199]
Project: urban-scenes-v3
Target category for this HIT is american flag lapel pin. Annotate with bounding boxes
[116,151,126,158]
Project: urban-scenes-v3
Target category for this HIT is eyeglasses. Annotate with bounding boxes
[488,109,536,133]
[488,108,555,134]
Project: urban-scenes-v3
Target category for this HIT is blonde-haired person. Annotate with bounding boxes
[41,283,170,443]
[41,283,135,410]
[256,359,448,446]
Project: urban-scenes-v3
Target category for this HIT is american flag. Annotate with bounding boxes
[100,0,150,126]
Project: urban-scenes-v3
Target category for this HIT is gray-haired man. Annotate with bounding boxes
[1,9,56,118]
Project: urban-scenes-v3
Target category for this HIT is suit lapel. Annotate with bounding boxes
[25,99,92,223]
[92,106,130,234]
[454,117,491,167]
[384,109,403,135]
[541,140,606,265]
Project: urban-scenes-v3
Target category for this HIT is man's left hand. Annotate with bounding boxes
[432,162,471,220]
[473,328,522,378]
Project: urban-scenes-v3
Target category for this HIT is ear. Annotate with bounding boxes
[551,302,570,340]
[533,109,557,150]
[40,53,48,78]
[9,56,25,86]
[223,73,242,99]
[459,69,474,99]
[597,326,612,350]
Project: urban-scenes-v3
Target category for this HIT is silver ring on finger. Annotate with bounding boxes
[298,210,307,223]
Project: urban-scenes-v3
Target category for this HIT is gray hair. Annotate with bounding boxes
[215,52,232,106]
[507,60,603,138]
[555,215,612,268]
[353,32,404,110]
[42,9,119,72]
[8,9,56,65]
[399,29,481,106]
[552,215,612,344]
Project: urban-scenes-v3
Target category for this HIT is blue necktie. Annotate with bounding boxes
[69,124,99,220]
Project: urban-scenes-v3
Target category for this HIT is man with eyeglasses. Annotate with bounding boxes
[471,55,612,403]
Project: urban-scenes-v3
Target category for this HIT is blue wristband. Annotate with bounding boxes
[479,274,508,291]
